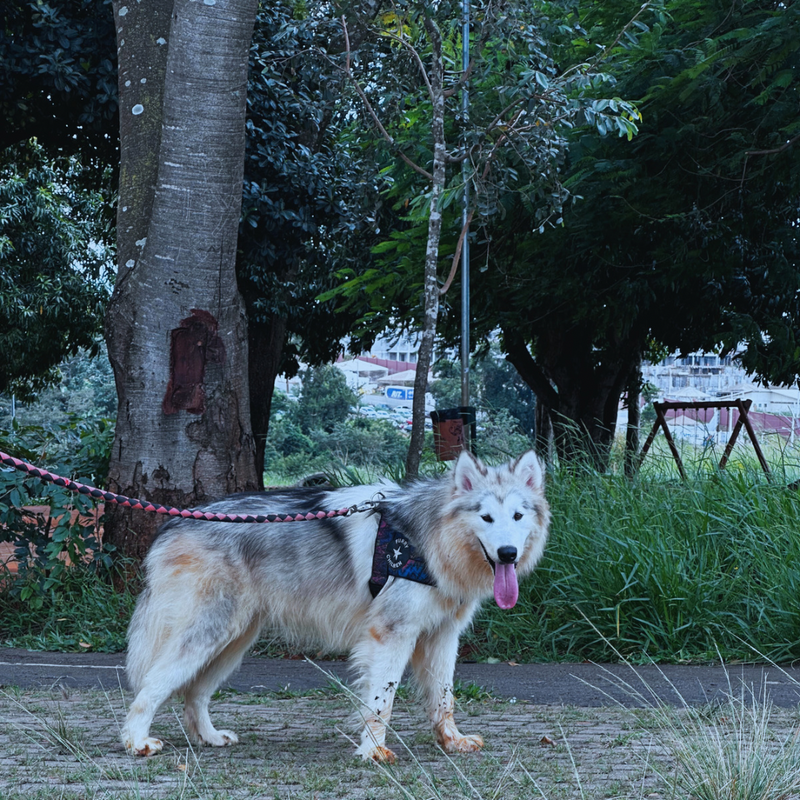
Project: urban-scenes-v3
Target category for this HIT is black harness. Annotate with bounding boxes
[368,516,436,598]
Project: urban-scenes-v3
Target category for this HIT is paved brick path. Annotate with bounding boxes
[0,686,665,799]
[3,650,800,798]
[2,683,799,800]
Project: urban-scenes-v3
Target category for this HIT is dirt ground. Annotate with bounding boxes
[2,682,799,800]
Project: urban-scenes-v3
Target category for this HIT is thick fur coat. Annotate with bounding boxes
[122,450,550,762]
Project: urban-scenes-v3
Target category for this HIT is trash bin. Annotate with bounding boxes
[430,407,477,461]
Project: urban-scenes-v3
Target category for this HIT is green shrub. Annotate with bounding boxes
[0,560,135,652]
[312,417,409,469]
[294,365,357,434]
[475,408,533,462]
[0,419,113,609]
[268,417,316,458]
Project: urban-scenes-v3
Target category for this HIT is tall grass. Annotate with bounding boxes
[653,688,800,800]
[0,562,136,651]
[467,457,800,664]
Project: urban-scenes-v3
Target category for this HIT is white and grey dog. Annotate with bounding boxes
[121,450,550,762]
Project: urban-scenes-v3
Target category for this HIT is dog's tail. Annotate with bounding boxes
[124,550,256,696]
[125,586,164,694]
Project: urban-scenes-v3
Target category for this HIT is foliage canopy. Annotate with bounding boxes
[0,0,118,165]
[0,143,112,399]
[451,0,800,464]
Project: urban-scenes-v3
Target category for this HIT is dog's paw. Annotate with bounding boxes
[356,743,397,764]
[440,733,484,754]
[125,736,164,757]
[200,729,239,747]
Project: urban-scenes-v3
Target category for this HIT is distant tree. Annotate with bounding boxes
[0,346,116,431]
[457,0,800,468]
[0,142,112,399]
[294,365,357,435]
[325,0,641,476]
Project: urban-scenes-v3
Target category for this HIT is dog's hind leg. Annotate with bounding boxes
[411,609,483,754]
[122,653,210,757]
[183,616,262,747]
[122,594,248,756]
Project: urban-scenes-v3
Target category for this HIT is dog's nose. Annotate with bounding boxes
[497,546,517,564]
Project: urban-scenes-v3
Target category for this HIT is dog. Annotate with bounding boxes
[121,449,550,762]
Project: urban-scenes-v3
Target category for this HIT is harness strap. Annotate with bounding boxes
[369,517,435,598]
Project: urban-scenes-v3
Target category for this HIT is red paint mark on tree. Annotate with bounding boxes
[162,309,226,415]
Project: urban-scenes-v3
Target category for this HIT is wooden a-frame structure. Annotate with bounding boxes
[638,399,769,479]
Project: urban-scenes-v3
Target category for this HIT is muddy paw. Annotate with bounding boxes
[126,736,164,757]
[440,733,484,754]
[356,743,397,764]
[201,729,239,747]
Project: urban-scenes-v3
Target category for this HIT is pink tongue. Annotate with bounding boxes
[493,563,519,609]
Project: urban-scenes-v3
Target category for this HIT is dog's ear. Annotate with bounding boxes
[513,450,545,491]
[453,450,487,493]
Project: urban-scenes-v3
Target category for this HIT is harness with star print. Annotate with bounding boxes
[368,516,436,598]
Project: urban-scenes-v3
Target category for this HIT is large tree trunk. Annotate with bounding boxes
[504,326,642,471]
[105,0,259,561]
[534,398,554,466]
[405,17,447,480]
[624,359,642,478]
[247,313,289,486]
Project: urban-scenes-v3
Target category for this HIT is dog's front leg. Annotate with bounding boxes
[411,611,483,754]
[352,624,418,764]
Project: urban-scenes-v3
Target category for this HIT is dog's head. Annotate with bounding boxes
[449,449,550,609]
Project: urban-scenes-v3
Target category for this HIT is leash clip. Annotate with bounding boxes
[347,491,386,516]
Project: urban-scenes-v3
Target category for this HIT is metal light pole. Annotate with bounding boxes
[460,0,470,412]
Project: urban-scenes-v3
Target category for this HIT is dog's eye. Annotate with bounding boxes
[481,514,494,524]
[513,512,523,521]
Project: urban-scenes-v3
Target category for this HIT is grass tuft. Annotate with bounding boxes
[654,687,800,800]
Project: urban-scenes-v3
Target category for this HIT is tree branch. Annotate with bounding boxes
[746,132,800,157]
[439,208,474,296]
[503,330,560,409]
[339,16,434,182]
[438,119,516,296]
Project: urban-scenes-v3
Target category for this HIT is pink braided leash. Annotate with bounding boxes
[0,450,360,523]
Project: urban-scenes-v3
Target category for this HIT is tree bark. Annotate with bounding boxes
[405,17,447,480]
[105,0,259,561]
[248,313,289,486]
[534,397,554,466]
